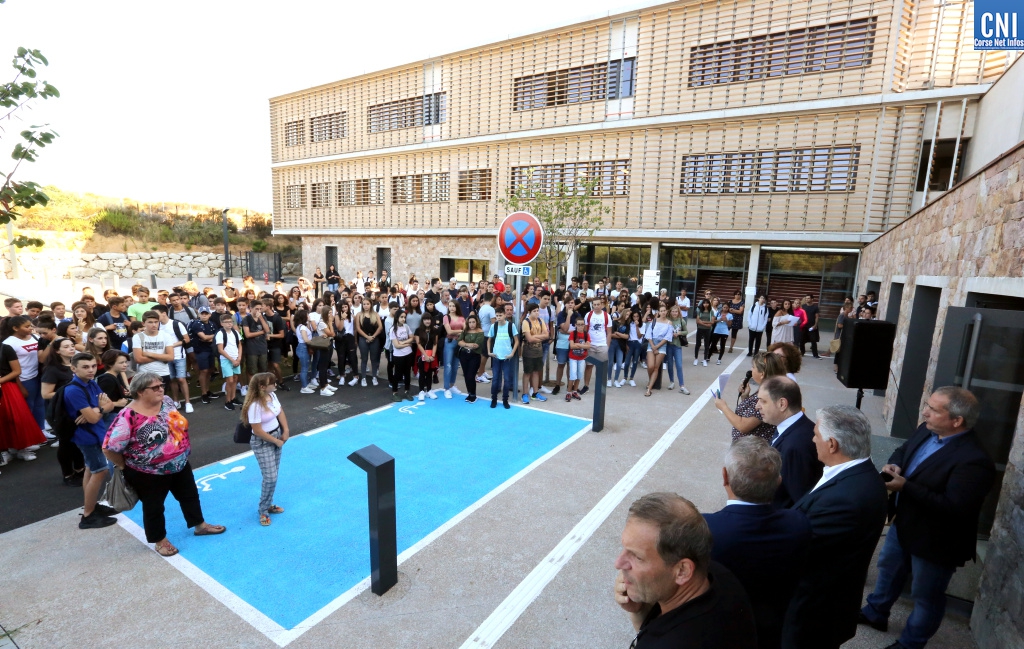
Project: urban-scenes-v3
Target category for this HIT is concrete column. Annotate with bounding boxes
[649,241,660,270]
[566,247,578,282]
[744,244,761,328]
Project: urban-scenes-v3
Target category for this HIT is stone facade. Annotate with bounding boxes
[857,141,1024,648]
[2,250,302,281]
[301,235,499,284]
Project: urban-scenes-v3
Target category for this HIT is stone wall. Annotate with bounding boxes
[2,251,303,281]
[857,141,1024,648]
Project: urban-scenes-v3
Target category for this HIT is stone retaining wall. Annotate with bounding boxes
[2,251,302,281]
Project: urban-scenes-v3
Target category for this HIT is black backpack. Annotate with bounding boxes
[47,383,79,443]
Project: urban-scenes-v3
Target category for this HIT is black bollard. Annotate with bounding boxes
[187,272,193,282]
[347,444,398,596]
[591,358,607,432]
[150,273,157,289]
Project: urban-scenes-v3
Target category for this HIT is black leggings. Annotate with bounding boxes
[418,359,433,394]
[694,328,712,358]
[748,330,764,355]
[290,335,299,373]
[335,334,358,376]
[390,354,413,393]
[460,351,481,396]
[317,345,332,386]
[124,462,204,543]
[708,333,728,361]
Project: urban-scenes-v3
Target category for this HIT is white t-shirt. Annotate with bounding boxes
[391,324,413,357]
[675,296,691,315]
[383,315,395,350]
[159,320,188,360]
[478,304,496,337]
[133,331,175,376]
[214,328,241,361]
[586,311,611,347]
[296,324,312,345]
[247,393,281,432]
[2,335,40,381]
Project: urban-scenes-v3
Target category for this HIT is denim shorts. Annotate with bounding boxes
[555,347,569,365]
[168,358,187,379]
[76,442,111,473]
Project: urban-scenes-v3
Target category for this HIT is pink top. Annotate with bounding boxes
[104,396,190,475]
[445,314,466,339]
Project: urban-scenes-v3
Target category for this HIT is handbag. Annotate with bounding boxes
[829,338,842,354]
[104,467,139,512]
[308,335,332,349]
[233,421,253,444]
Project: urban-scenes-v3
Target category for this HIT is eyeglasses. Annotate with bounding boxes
[140,384,165,393]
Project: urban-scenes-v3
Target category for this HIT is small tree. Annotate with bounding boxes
[498,171,610,284]
[1,5,60,249]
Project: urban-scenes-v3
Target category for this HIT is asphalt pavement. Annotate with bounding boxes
[0,370,393,534]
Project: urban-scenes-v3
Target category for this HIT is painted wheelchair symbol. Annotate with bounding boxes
[196,465,246,492]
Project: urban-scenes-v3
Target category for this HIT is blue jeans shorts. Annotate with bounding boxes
[556,347,569,365]
[168,358,187,379]
[76,442,111,474]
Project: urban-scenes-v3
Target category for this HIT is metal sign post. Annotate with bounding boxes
[497,212,544,405]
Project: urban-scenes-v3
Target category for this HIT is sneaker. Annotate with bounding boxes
[206,391,220,399]
[361,378,368,387]
[502,399,510,410]
[668,382,675,390]
[642,362,647,369]
[94,503,118,517]
[522,394,530,404]
[240,386,248,397]
[565,393,572,402]
[320,388,334,396]
[702,360,708,367]
[16,450,37,461]
[201,394,211,404]
[534,393,547,402]
[606,379,612,387]
[0,451,10,465]
[293,374,302,382]
[428,390,437,400]
[693,359,699,366]
[277,383,291,392]
[233,395,244,405]
[468,395,477,403]
[551,385,560,395]
[185,402,195,414]
[629,379,636,387]
[79,512,117,530]
[717,360,722,365]
[579,386,590,395]
[539,386,552,394]
[42,430,57,440]
[571,391,581,401]
[680,386,691,395]
[490,397,498,409]
[300,387,316,394]
[476,375,490,383]
[484,372,492,380]
[746,352,754,357]
[392,393,403,402]
[404,392,414,402]
[419,391,426,402]
[372,377,379,386]
[309,380,320,390]
[444,389,452,399]
[464,395,474,402]
[224,402,236,411]
[451,386,463,395]
[348,377,359,386]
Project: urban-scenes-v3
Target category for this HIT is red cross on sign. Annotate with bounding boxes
[497,212,544,266]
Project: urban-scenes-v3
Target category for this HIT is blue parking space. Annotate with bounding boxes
[123,398,591,631]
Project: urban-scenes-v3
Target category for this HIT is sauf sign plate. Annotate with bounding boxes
[975,0,1023,50]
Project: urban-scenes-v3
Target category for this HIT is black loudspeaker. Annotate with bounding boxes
[836,320,897,390]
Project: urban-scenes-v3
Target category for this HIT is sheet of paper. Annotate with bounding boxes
[718,373,731,397]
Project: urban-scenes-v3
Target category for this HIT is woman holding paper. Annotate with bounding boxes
[712,351,787,442]
[770,299,799,344]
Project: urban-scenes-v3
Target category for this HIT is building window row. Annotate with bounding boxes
[689,18,876,87]
[338,178,386,206]
[511,160,631,197]
[368,92,447,134]
[285,113,349,147]
[458,169,492,201]
[679,145,861,194]
[392,172,450,204]
[285,184,307,209]
[513,58,636,111]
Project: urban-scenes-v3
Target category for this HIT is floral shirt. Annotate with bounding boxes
[732,393,777,443]
[103,396,191,474]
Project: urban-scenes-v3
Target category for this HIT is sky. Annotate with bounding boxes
[0,0,656,213]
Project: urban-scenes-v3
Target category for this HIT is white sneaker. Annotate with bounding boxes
[240,386,248,396]
[348,377,358,386]
[717,359,722,365]
[629,379,636,387]
[321,387,335,396]
[372,377,379,386]
[418,391,426,402]
[25,445,41,451]
[702,360,708,367]
[606,380,612,387]
[42,430,57,440]
[476,375,490,383]
[309,380,319,389]
[668,382,675,390]
[484,372,492,380]
[185,402,195,414]
[428,390,437,400]
[693,359,698,366]
[361,378,368,387]
[300,387,316,394]
[662,363,667,369]
[444,389,452,399]
[0,451,10,465]
[16,450,37,461]
[451,386,464,395]
[680,386,691,395]
[539,386,553,394]
[642,362,647,369]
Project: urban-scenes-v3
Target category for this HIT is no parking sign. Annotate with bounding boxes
[497,211,544,265]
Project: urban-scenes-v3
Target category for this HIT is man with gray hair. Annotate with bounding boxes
[704,437,811,649]
[859,387,995,649]
[613,492,756,648]
[782,405,888,649]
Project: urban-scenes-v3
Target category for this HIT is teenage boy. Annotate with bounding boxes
[127,288,158,322]
[97,296,130,350]
[486,309,519,410]
[154,305,192,413]
[132,311,174,389]
[25,301,44,321]
[582,297,611,393]
[241,300,269,396]
[215,314,242,410]
[81,294,106,320]
[189,307,220,403]
[170,292,198,376]
[34,315,58,374]
[65,352,117,529]
[728,291,746,353]
[476,292,496,383]
[566,318,591,400]
[50,301,69,322]
[263,298,287,390]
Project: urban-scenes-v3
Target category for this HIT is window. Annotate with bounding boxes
[284,120,304,147]
[337,178,385,206]
[513,59,635,111]
[285,184,306,209]
[510,160,630,197]
[457,169,492,201]
[391,172,450,203]
[679,145,860,194]
[688,18,877,87]
[915,139,969,191]
[310,182,331,208]
[310,112,347,142]
[368,92,446,133]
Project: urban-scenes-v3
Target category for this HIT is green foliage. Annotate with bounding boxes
[95,208,140,236]
[252,239,268,252]
[498,173,610,283]
[1,31,61,247]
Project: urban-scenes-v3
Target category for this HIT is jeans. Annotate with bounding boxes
[22,376,45,431]
[863,526,956,649]
[665,342,684,384]
[443,338,460,389]
[610,343,627,380]
[490,357,515,400]
[748,329,764,355]
[327,282,339,293]
[625,340,644,379]
[296,342,310,388]
[357,336,381,379]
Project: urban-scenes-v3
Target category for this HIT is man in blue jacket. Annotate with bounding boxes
[860,387,995,649]
[704,436,811,649]
[754,377,823,508]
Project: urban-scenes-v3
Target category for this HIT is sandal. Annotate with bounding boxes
[268,505,284,514]
[193,523,227,536]
[155,540,179,557]
[260,514,271,527]
[644,388,653,397]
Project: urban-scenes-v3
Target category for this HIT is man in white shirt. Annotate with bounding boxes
[155,304,193,413]
[675,288,690,318]
[132,311,175,388]
[476,292,496,382]
[582,297,611,393]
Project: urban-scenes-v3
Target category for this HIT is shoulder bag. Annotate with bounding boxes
[104,467,139,512]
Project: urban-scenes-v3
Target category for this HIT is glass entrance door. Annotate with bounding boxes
[933,307,1024,536]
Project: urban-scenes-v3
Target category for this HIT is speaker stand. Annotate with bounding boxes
[856,388,865,409]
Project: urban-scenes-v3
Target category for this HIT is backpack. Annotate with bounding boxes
[48,383,80,443]
[585,311,611,336]
[488,321,516,355]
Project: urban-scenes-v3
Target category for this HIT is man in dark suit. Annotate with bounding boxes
[705,437,812,649]
[860,387,995,649]
[782,405,888,649]
[754,377,823,508]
